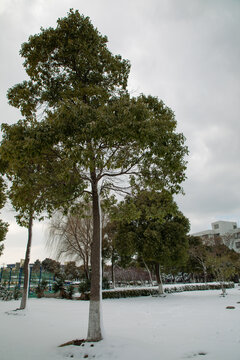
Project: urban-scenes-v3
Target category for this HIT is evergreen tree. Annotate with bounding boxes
[4,10,188,340]
[113,190,190,293]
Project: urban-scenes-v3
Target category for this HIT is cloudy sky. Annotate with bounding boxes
[0,0,239,265]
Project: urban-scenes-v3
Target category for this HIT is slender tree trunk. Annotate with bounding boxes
[220,275,226,297]
[111,254,115,288]
[87,177,103,341]
[19,214,33,310]
[143,259,153,286]
[155,263,164,295]
[203,266,207,284]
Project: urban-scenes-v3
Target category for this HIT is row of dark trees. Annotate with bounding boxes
[45,197,240,291]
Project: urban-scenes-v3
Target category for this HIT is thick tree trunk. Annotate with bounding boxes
[87,178,103,341]
[19,214,33,310]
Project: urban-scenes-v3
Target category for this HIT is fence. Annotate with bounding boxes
[0,267,55,295]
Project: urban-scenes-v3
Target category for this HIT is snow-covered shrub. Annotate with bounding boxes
[52,277,67,298]
[79,279,91,294]
[35,280,48,298]
[13,285,21,300]
[79,277,110,298]
[79,282,235,300]
[0,284,13,301]
[164,283,234,294]
[65,284,75,299]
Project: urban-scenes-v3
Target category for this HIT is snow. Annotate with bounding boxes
[1,286,240,360]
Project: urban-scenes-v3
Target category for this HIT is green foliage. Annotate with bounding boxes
[79,278,91,294]
[102,277,110,290]
[113,190,190,272]
[8,9,130,119]
[0,120,82,227]
[42,258,61,276]
[65,284,75,300]
[52,276,67,298]
[32,259,41,272]
[2,10,188,338]
[0,177,8,256]
[79,277,109,294]
[4,10,188,205]
[205,237,239,283]
[186,236,209,279]
[0,284,13,301]
[64,262,79,280]
[0,219,8,257]
[35,280,48,298]
[13,285,22,300]
[52,275,75,299]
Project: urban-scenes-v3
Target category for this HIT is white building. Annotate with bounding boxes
[192,220,240,253]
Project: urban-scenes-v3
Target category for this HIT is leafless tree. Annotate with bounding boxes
[205,236,239,296]
[47,208,92,280]
[47,201,111,280]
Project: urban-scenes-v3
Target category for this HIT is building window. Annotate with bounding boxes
[213,224,219,229]
[235,242,240,249]
[233,225,237,229]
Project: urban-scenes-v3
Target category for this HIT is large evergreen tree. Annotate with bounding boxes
[4,10,188,341]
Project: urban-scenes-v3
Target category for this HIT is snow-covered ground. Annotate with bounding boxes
[1,286,240,360]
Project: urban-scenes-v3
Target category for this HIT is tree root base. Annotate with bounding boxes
[59,339,86,347]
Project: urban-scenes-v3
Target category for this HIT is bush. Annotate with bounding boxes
[53,277,67,298]
[13,285,21,300]
[65,284,75,299]
[0,284,13,301]
[79,277,110,296]
[102,277,110,290]
[79,278,91,294]
[80,282,235,300]
[35,280,48,298]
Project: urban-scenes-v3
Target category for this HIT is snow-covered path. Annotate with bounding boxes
[0,287,240,360]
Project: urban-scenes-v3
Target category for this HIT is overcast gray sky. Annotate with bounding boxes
[0,0,240,265]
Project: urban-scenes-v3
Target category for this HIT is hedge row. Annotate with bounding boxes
[81,282,235,300]
[163,282,234,294]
